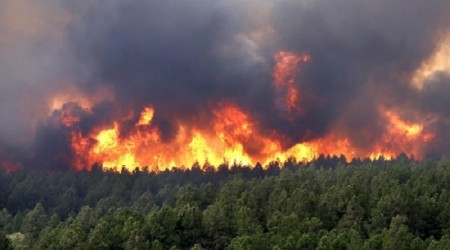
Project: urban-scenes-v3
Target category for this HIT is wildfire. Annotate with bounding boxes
[67,104,259,170]
[383,110,423,137]
[63,103,433,171]
[137,107,154,126]
[273,51,311,111]
[374,108,433,158]
[32,51,436,172]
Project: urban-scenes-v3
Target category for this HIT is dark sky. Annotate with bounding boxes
[1,0,450,170]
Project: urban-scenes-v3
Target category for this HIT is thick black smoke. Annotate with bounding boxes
[1,0,450,170]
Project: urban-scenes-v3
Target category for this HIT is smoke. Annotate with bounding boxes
[1,0,450,170]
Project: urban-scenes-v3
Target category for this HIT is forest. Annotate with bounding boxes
[2,155,450,249]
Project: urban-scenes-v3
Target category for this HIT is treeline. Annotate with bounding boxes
[1,156,450,249]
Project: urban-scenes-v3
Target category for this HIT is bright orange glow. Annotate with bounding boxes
[67,103,274,171]
[383,110,422,137]
[137,107,154,126]
[94,124,119,153]
[273,51,310,110]
[56,51,436,172]
[64,104,436,171]
[370,108,433,159]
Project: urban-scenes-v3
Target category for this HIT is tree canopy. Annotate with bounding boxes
[1,156,450,249]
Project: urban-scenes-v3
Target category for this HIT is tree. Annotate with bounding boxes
[202,202,233,249]
[58,225,85,249]
[177,204,203,248]
[233,206,261,236]
[381,215,415,250]
[338,196,365,233]
[21,203,48,239]
[226,236,253,250]
[144,206,180,247]
[0,208,13,233]
[191,243,204,250]
[74,206,97,232]
[87,220,114,248]
[0,230,13,250]
[132,191,156,215]
[151,240,163,250]
[427,234,450,250]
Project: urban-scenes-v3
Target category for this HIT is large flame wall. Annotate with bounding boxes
[52,51,434,171]
[0,0,450,171]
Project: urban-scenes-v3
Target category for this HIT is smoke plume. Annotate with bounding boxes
[1,0,450,170]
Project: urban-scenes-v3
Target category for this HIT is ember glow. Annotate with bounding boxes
[0,0,449,171]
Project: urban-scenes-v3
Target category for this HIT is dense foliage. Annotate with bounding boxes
[2,156,450,249]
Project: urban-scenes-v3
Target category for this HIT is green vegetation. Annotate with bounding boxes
[2,156,450,249]
[0,230,13,250]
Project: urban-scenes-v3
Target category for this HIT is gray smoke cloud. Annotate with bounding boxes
[1,0,450,170]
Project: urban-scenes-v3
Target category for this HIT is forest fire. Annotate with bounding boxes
[58,96,433,172]
[17,49,431,172]
[273,51,311,111]
[3,3,450,249]
[1,0,449,173]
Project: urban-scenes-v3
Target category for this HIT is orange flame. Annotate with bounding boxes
[373,108,433,158]
[65,106,431,171]
[52,51,435,172]
[273,51,311,111]
[137,107,154,126]
[66,103,434,171]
